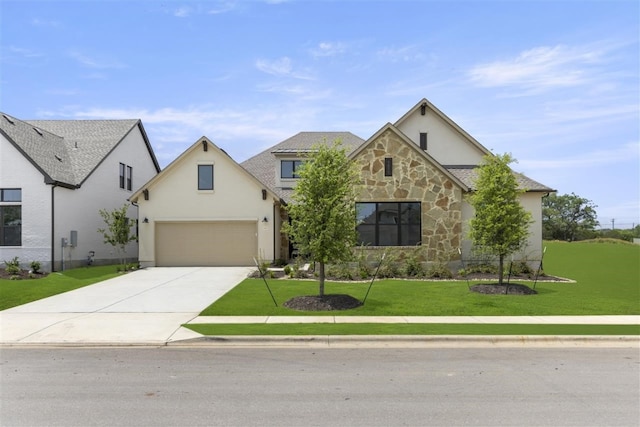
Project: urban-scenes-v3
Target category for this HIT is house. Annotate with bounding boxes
[242,99,554,265]
[130,137,281,267]
[0,112,160,271]
[129,98,553,268]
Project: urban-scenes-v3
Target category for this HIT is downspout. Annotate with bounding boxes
[51,184,57,272]
[273,203,276,261]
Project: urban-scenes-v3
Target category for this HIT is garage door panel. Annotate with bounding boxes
[156,221,257,266]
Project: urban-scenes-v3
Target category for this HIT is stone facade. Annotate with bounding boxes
[352,128,462,262]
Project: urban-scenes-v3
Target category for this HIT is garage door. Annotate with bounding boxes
[155,221,257,266]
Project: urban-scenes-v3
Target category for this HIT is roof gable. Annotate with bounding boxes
[349,122,470,191]
[131,136,279,203]
[0,113,160,188]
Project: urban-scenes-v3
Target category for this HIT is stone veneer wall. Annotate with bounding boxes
[353,128,462,262]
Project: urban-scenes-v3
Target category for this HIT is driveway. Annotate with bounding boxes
[0,267,253,345]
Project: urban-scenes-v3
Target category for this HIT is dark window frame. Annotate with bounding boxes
[419,132,427,150]
[281,160,304,179]
[356,202,421,247]
[0,205,21,246]
[384,158,393,176]
[126,166,133,191]
[119,163,126,189]
[198,164,214,190]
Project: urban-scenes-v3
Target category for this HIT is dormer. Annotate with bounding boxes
[272,148,314,189]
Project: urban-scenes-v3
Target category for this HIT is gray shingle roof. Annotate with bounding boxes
[446,166,554,192]
[241,131,365,202]
[1,113,153,188]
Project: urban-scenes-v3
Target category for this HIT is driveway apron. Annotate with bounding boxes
[0,267,252,345]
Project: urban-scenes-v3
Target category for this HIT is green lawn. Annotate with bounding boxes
[0,266,122,310]
[188,240,640,335]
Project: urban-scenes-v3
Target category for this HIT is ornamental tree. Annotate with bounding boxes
[468,153,532,286]
[97,203,137,270]
[283,140,359,297]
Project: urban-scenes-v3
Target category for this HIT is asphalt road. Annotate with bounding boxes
[1,347,638,426]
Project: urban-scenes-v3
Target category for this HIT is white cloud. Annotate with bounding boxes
[173,7,191,18]
[68,51,126,69]
[255,57,314,80]
[519,141,639,170]
[310,42,347,58]
[31,18,61,27]
[377,44,427,62]
[8,46,43,58]
[467,43,610,93]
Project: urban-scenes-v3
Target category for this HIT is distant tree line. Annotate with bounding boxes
[543,193,639,242]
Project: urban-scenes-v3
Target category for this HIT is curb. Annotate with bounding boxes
[166,335,640,348]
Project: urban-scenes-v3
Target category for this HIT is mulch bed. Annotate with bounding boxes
[470,283,538,295]
[0,269,47,280]
[284,294,363,311]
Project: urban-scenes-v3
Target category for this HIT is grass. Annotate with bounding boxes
[187,323,640,336]
[0,265,122,311]
[189,240,640,335]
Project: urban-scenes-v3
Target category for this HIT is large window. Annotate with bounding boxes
[281,160,304,179]
[0,188,21,246]
[356,202,421,246]
[198,164,214,190]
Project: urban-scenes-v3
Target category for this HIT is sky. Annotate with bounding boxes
[1,0,638,228]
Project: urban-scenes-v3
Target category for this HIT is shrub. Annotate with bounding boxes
[4,257,20,275]
[283,265,292,275]
[425,262,453,279]
[30,260,41,274]
[404,257,425,277]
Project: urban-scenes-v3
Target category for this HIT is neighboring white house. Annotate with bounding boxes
[130,137,281,267]
[0,112,160,271]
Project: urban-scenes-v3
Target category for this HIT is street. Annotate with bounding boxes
[1,347,638,426]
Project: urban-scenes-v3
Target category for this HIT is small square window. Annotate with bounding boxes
[198,165,214,190]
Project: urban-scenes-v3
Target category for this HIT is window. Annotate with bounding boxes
[419,132,427,150]
[384,158,393,177]
[119,163,133,191]
[198,164,214,190]
[126,166,133,191]
[281,160,304,179]
[356,202,421,246]
[119,163,125,189]
[0,188,21,246]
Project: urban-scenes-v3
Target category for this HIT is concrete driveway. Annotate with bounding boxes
[0,267,253,345]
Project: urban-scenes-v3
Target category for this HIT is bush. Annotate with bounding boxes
[404,257,425,277]
[4,257,20,275]
[30,260,41,274]
[283,265,292,275]
[425,262,453,279]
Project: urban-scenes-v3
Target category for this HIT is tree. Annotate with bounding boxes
[468,153,532,286]
[283,140,359,297]
[543,193,599,241]
[98,204,137,270]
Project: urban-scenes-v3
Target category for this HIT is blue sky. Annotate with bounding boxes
[2,0,638,228]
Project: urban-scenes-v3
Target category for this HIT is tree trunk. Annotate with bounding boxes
[498,254,504,287]
[318,261,325,297]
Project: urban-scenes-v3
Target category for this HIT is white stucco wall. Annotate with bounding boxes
[0,136,52,270]
[136,141,276,266]
[460,192,545,263]
[52,126,159,270]
[396,109,487,165]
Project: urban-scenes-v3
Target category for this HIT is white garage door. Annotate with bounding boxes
[155,221,257,267]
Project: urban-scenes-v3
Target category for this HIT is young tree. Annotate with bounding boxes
[98,203,137,270]
[283,140,359,297]
[543,193,598,241]
[468,153,532,286]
